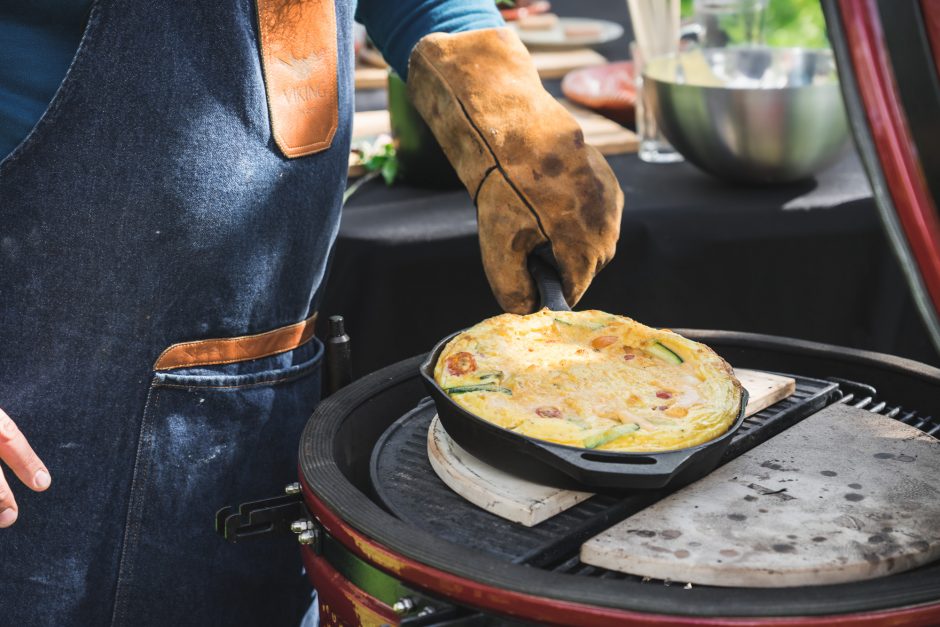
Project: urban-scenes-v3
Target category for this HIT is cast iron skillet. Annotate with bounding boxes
[419,250,748,491]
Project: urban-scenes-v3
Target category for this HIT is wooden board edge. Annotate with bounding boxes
[427,417,592,527]
[735,369,797,418]
[428,420,540,526]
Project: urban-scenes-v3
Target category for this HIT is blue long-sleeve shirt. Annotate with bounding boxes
[356,0,504,80]
[0,0,503,159]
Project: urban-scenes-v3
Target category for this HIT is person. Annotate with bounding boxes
[0,1,623,625]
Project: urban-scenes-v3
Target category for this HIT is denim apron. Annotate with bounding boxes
[0,1,352,625]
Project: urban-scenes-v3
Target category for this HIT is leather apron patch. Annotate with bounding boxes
[153,313,318,370]
[256,0,338,158]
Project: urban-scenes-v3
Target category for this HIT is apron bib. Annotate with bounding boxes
[0,1,352,625]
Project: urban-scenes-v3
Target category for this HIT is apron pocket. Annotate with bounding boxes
[111,338,322,627]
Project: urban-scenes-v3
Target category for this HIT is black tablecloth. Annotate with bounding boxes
[324,0,940,377]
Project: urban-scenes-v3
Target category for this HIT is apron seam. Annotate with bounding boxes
[154,365,321,391]
[110,381,160,627]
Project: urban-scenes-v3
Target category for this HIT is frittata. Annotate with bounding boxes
[434,309,743,452]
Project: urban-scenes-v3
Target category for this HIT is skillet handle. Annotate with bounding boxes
[527,245,572,312]
[527,440,699,489]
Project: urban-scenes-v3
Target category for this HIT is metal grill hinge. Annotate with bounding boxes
[215,483,315,543]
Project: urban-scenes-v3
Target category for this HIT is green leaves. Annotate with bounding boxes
[680,0,829,49]
[344,136,399,205]
[363,141,399,185]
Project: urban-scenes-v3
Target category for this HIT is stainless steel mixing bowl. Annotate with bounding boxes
[643,47,849,183]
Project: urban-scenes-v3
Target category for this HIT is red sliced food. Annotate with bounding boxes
[499,0,551,21]
[446,352,477,375]
[535,406,562,418]
[561,61,637,128]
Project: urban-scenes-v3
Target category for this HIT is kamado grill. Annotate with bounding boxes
[218,329,940,626]
[216,3,940,624]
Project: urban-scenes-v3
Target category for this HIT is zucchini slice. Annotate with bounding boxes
[554,317,607,331]
[647,341,684,364]
[444,384,512,395]
[583,423,640,449]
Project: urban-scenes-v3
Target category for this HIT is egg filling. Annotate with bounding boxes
[434,309,743,452]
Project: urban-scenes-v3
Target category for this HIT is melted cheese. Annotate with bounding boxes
[434,309,743,452]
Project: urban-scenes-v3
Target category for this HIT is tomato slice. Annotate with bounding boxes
[446,352,477,375]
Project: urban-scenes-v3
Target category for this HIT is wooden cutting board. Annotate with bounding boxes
[354,65,388,90]
[353,48,607,90]
[351,109,390,141]
[580,403,940,587]
[428,370,795,527]
[350,99,636,153]
[558,100,638,156]
[428,415,595,526]
[530,48,608,79]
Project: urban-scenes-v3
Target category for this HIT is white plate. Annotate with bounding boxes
[511,17,624,50]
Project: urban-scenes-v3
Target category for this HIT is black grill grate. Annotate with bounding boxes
[370,373,840,567]
[836,378,940,436]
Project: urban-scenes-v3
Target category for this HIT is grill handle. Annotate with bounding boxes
[527,245,572,312]
[326,315,353,395]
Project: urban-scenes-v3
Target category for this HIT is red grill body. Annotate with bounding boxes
[302,487,940,627]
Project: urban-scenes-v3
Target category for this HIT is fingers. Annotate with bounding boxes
[480,233,537,314]
[0,408,51,493]
[551,241,600,308]
[0,465,18,528]
[477,173,546,314]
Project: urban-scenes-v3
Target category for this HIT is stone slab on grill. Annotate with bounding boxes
[581,403,940,587]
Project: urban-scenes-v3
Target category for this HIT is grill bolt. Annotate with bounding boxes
[290,519,312,534]
[392,597,416,615]
[284,482,301,495]
[297,529,319,546]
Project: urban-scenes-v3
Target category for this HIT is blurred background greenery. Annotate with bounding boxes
[680,0,829,48]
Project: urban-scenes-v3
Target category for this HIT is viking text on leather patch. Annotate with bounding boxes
[256,0,338,158]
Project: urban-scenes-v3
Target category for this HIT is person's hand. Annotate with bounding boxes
[0,408,51,527]
[408,27,623,313]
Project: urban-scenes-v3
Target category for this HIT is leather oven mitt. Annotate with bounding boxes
[408,27,624,314]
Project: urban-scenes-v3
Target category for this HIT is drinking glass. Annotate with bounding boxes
[692,0,768,49]
[627,0,684,164]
